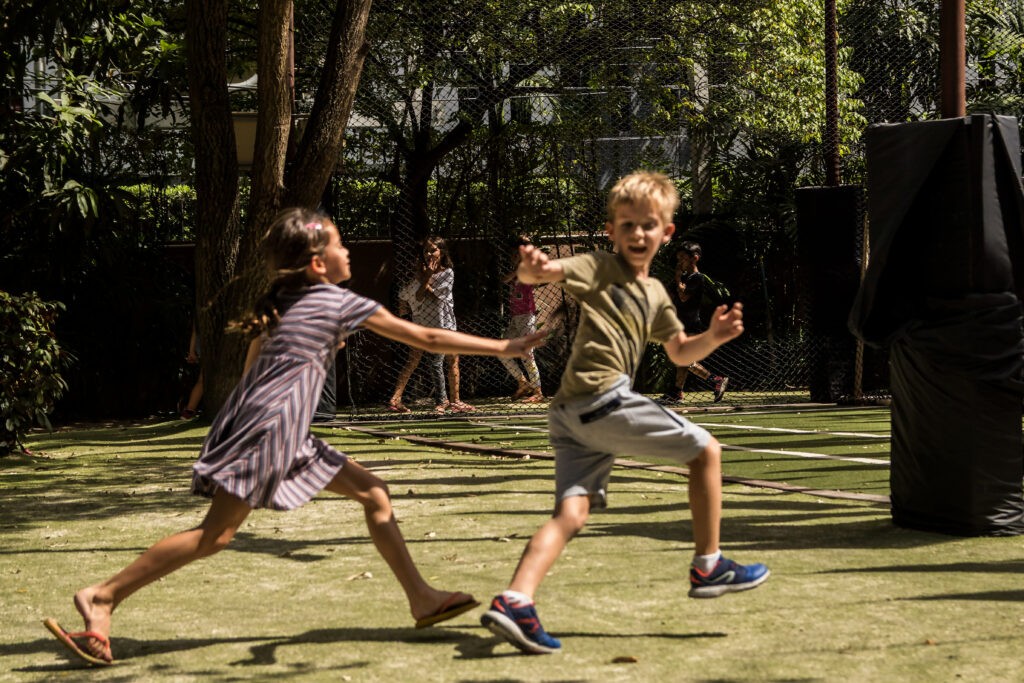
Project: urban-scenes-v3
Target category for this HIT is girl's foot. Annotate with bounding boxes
[520,389,544,403]
[434,402,449,414]
[412,590,480,629]
[386,400,411,413]
[69,586,114,663]
[510,382,531,400]
[449,401,476,413]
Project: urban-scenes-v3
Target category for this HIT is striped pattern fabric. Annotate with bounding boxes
[192,284,380,510]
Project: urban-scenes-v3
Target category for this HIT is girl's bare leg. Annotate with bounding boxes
[390,348,424,405]
[445,354,461,404]
[72,489,252,659]
[184,371,204,413]
[325,460,469,620]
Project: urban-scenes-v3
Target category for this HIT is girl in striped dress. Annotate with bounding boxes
[44,207,546,666]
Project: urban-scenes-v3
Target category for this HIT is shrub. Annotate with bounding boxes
[0,291,72,455]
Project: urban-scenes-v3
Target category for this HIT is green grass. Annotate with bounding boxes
[2,417,1024,681]
[348,405,894,497]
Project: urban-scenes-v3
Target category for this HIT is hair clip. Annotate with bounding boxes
[304,222,323,231]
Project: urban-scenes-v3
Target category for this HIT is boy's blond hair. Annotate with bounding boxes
[606,171,680,223]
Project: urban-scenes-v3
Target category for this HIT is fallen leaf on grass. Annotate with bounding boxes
[347,571,374,581]
[611,656,638,663]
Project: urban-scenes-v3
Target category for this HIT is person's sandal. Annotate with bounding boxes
[386,400,411,413]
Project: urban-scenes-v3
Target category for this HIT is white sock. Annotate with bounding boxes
[501,590,533,606]
[692,550,722,573]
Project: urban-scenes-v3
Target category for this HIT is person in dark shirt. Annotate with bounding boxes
[659,241,729,403]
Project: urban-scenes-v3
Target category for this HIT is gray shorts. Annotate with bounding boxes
[549,375,711,509]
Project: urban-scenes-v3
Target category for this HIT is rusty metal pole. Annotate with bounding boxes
[824,0,840,186]
[940,0,966,118]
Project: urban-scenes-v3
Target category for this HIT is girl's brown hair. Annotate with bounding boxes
[421,235,453,270]
[233,207,333,336]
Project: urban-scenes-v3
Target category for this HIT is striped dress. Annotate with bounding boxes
[192,284,380,510]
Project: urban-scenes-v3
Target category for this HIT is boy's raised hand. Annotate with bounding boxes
[517,244,563,284]
[709,302,744,344]
[502,330,548,358]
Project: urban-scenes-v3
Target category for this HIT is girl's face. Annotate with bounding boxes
[317,223,351,284]
[423,242,441,269]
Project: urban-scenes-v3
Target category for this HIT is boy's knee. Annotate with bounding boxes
[693,437,721,467]
[554,500,590,532]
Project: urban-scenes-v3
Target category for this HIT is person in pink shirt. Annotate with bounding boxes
[501,236,544,402]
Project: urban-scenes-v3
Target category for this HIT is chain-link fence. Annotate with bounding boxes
[289,0,1024,417]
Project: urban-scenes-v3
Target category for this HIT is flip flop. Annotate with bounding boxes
[43,618,113,666]
[414,592,481,629]
[449,402,477,413]
[386,401,411,414]
[510,385,531,400]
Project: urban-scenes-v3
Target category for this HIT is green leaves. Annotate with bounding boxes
[0,291,71,456]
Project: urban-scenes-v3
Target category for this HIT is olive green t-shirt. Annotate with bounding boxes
[554,250,683,401]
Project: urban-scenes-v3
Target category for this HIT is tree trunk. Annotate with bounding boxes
[248,0,294,234]
[185,0,374,414]
[689,60,714,215]
[287,0,373,207]
[185,0,248,415]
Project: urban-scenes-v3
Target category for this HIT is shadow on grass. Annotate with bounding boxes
[8,419,960,559]
[903,590,1024,602]
[824,559,1024,575]
[456,630,727,660]
[14,624,475,672]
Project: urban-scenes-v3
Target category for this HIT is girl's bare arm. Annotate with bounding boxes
[362,307,545,358]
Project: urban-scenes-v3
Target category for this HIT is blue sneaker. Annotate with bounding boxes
[480,595,561,654]
[688,556,770,598]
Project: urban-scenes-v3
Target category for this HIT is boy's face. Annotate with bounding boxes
[605,199,674,275]
[677,250,697,272]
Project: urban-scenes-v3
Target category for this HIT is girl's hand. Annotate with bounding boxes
[500,330,548,358]
[708,302,744,343]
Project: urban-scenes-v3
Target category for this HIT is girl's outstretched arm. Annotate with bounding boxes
[363,307,546,358]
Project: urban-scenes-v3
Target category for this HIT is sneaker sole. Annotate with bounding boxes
[480,610,559,654]
[688,568,770,598]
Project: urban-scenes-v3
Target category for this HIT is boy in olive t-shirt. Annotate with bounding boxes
[481,171,769,655]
